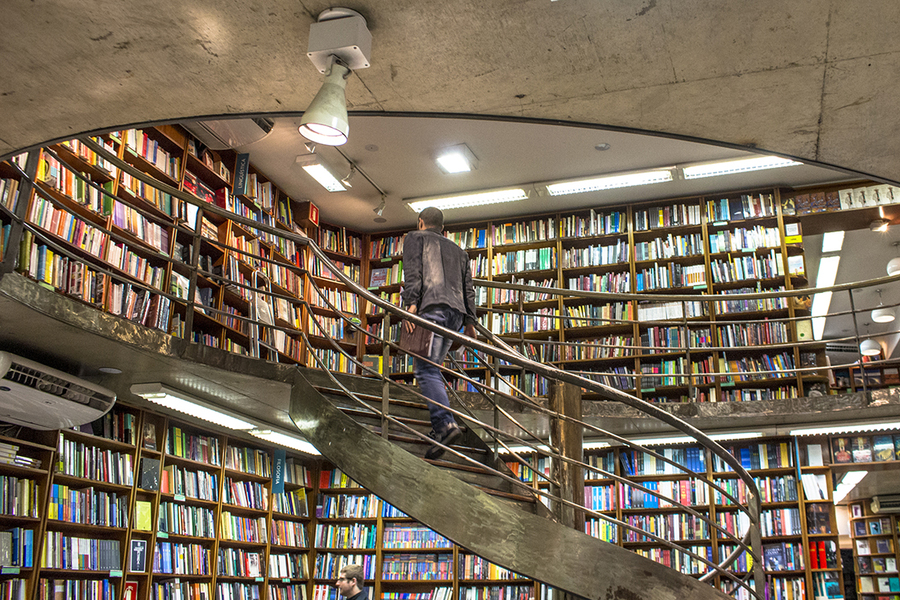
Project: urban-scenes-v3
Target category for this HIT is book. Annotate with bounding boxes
[853,436,873,463]
[832,437,852,464]
[858,539,872,555]
[763,544,786,571]
[369,267,389,288]
[134,500,153,531]
[399,324,433,357]
[859,556,873,573]
[139,457,160,491]
[806,444,823,467]
[806,503,832,534]
[874,435,894,461]
[123,582,138,600]
[129,539,147,572]
[855,520,868,537]
[871,520,884,535]
[141,422,157,450]
[877,538,893,554]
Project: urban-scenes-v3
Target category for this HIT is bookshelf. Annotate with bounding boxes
[850,502,900,599]
[13,132,898,404]
[504,434,851,597]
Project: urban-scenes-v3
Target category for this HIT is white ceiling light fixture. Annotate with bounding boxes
[249,428,321,456]
[406,187,531,213]
[681,155,802,180]
[888,242,900,276]
[299,8,372,146]
[821,231,845,253]
[861,338,882,357]
[544,168,675,196]
[833,470,868,504]
[296,153,346,192]
[872,289,895,323]
[130,383,254,430]
[790,421,900,436]
[436,143,479,174]
[870,219,890,233]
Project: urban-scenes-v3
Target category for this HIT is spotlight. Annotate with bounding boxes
[373,196,387,223]
[341,166,356,188]
[870,219,890,233]
[299,56,351,146]
[299,8,372,147]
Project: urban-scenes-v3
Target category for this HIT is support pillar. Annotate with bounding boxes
[549,381,584,532]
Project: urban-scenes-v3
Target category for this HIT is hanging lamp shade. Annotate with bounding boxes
[299,58,350,146]
[872,306,896,323]
[860,338,882,356]
[888,257,900,276]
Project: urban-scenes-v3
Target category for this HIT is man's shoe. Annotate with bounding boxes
[424,423,462,460]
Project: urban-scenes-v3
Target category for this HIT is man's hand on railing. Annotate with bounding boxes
[450,322,477,352]
[404,305,418,333]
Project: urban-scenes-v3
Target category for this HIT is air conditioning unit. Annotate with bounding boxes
[0,352,116,430]
[181,118,275,151]
[871,495,900,514]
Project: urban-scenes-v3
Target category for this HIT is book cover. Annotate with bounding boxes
[853,436,873,463]
[877,538,893,554]
[134,500,153,531]
[858,539,872,555]
[129,539,147,572]
[139,457,160,491]
[855,520,868,537]
[806,444,823,467]
[399,325,433,357]
[871,520,883,535]
[806,503,832,534]
[859,556,873,573]
[369,267,389,288]
[832,437,853,464]
[874,435,894,462]
[142,422,157,450]
[763,544,786,571]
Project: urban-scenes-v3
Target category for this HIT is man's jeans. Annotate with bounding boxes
[413,305,464,432]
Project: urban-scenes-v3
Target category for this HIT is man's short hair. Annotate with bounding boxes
[341,564,365,588]
[418,206,444,231]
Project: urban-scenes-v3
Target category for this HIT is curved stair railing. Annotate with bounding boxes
[3,135,900,600]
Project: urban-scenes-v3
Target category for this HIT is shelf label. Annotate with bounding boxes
[110,570,123,578]
[255,577,264,582]
[785,235,802,244]
[174,494,186,502]
[283,578,291,583]
[157,532,169,539]
[0,567,20,575]
[692,285,707,290]
[640,388,656,393]
[722,381,736,387]
[713,221,728,226]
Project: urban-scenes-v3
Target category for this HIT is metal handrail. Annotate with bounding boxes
[12,134,900,597]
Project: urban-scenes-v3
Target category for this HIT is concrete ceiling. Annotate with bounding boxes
[2,0,900,191]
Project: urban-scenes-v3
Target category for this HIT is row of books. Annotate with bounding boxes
[317,493,379,519]
[41,532,119,570]
[56,437,134,485]
[705,194,777,222]
[314,524,377,549]
[271,519,308,547]
[220,512,267,543]
[224,477,268,511]
[633,545,712,575]
[634,203,702,231]
[633,232,704,261]
[383,526,452,549]
[48,484,129,527]
[167,427,222,465]
[157,501,216,537]
[832,434,900,464]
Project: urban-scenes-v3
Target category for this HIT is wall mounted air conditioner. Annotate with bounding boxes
[871,495,900,514]
[182,118,275,151]
[0,352,116,430]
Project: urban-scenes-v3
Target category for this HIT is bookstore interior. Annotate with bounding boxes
[3,111,900,600]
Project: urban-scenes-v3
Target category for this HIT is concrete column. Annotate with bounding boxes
[549,381,584,532]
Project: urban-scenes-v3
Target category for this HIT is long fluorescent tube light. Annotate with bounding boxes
[833,470,868,504]
[436,143,478,174]
[811,255,841,340]
[296,154,346,192]
[682,156,802,180]
[545,169,674,196]
[130,383,254,430]
[249,429,321,456]
[821,231,845,253]
[406,188,530,212]
[790,421,900,436]
[630,431,763,447]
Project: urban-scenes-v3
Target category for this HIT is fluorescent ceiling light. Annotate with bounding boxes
[249,429,321,456]
[790,421,900,436]
[821,231,845,253]
[682,156,802,180]
[545,169,674,196]
[834,470,868,504]
[407,188,530,212]
[816,255,841,289]
[811,292,832,340]
[436,144,478,174]
[296,154,346,192]
[131,383,254,430]
[629,431,762,447]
